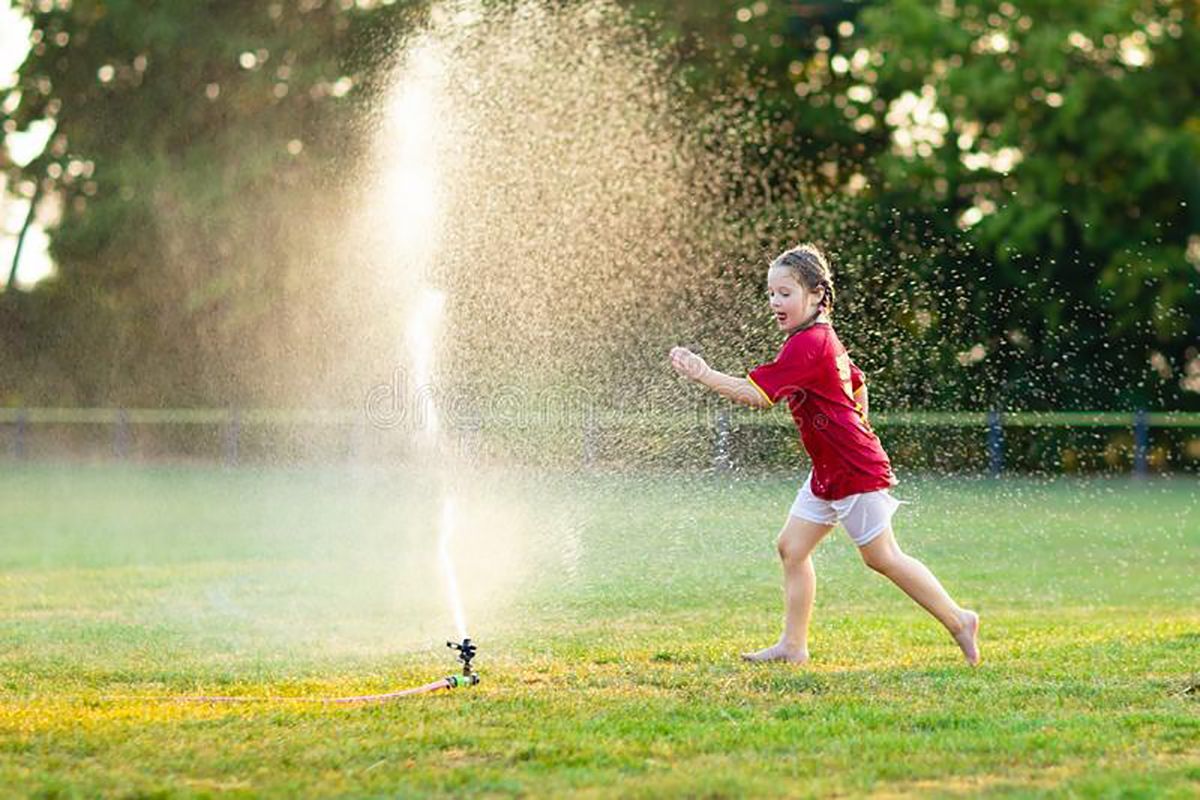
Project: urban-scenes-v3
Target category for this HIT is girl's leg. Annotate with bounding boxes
[858,527,980,665]
[743,516,835,664]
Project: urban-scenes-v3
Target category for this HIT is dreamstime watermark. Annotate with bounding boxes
[363,366,819,432]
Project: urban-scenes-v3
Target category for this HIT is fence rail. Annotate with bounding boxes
[3,407,1200,427]
[3,407,1199,475]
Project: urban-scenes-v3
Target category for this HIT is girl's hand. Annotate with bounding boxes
[670,346,710,382]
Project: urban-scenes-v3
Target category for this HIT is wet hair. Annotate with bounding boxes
[769,243,835,317]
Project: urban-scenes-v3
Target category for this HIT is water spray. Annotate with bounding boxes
[438,496,469,641]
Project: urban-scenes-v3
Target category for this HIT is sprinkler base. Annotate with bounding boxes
[446,673,480,689]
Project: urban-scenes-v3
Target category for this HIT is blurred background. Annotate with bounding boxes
[1,0,1197,474]
[0,10,1195,793]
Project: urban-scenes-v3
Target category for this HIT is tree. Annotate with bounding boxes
[1,0,425,406]
[852,0,1200,409]
[628,0,1200,411]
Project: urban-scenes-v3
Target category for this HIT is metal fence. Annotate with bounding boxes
[2,407,1199,475]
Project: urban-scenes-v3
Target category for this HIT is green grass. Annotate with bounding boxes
[1,463,1197,798]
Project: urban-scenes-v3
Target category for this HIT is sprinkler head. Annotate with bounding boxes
[447,637,477,676]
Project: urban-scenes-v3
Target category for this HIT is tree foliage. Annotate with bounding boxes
[629,0,1199,410]
[857,0,1200,409]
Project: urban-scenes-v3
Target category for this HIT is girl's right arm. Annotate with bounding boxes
[670,347,771,409]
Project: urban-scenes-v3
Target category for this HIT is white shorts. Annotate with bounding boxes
[788,472,903,547]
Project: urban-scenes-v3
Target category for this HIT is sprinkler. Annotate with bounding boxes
[140,638,482,704]
[445,637,480,687]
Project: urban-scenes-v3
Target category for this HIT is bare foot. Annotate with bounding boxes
[953,609,981,666]
[741,642,809,664]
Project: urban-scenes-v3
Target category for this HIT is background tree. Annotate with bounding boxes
[626,0,1199,412]
[1,0,1196,415]
[841,0,1199,410]
[0,0,425,406]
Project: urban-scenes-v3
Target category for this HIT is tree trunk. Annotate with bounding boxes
[6,181,42,292]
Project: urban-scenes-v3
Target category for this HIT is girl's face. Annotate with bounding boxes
[767,266,822,330]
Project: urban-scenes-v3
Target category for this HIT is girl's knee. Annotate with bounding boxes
[776,532,807,564]
[860,538,903,573]
[776,533,795,561]
[776,517,833,561]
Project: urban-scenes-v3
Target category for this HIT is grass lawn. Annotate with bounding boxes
[0,462,1197,797]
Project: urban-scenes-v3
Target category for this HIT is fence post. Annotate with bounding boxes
[714,407,732,473]
[113,408,130,460]
[13,409,27,460]
[224,407,241,467]
[1132,408,1149,477]
[987,408,1004,478]
[581,411,598,469]
[456,408,483,463]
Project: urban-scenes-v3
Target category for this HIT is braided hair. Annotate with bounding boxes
[769,243,835,330]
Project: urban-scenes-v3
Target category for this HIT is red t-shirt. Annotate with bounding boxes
[748,322,896,500]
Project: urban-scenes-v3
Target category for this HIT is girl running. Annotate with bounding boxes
[669,244,980,666]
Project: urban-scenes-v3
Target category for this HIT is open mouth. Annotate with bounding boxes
[774,312,788,324]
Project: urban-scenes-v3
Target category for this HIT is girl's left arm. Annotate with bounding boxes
[849,362,869,420]
[855,382,869,420]
[669,346,771,409]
